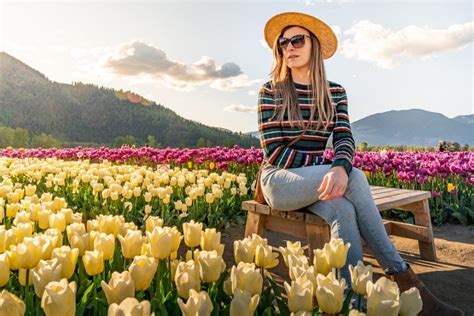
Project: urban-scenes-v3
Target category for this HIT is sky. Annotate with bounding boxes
[0,0,472,134]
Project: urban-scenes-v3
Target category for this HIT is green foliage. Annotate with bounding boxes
[30,133,61,148]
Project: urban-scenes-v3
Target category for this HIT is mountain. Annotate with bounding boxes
[351,109,473,146]
[248,109,473,147]
[0,52,259,148]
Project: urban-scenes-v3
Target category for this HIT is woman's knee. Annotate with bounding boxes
[309,197,357,223]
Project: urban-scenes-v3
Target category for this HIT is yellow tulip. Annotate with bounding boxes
[315,271,346,315]
[447,183,456,193]
[230,288,260,316]
[146,227,173,260]
[0,227,6,253]
[98,215,121,237]
[13,222,33,244]
[108,297,152,316]
[6,246,19,271]
[196,250,226,283]
[348,260,373,296]
[284,276,314,312]
[128,255,157,291]
[41,279,77,316]
[400,287,422,316]
[230,262,263,296]
[52,246,79,279]
[366,276,400,316]
[168,226,183,253]
[289,265,317,291]
[326,237,351,269]
[0,253,10,287]
[37,235,56,260]
[0,290,26,316]
[38,209,51,230]
[177,289,213,316]
[66,222,86,243]
[68,232,89,256]
[49,213,66,232]
[174,260,201,299]
[94,232,115,260]
[313,245,331,276]
[233,239,254,264]
[16,237,42,269]
[255,244,279,269]
[101,271,135,305]
[183,220,202,248]
[31,258,62,298]
[25,184,36,196]
[145,216,163,232]
[118,230,145,259]
[279,241,304,268]
[349,310,366,316]
[287,254,309,270]
[44,228,62,247]
[200,228,224,256]
[82,250,104,276]
[19,268,33,286]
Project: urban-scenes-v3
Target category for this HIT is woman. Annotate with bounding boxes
[257,11,463,315]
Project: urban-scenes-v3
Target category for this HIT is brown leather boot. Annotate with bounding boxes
[385,263,464,316]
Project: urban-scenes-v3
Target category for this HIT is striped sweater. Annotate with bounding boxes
[257,80,355,175]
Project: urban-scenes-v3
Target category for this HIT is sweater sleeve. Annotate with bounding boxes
[257,85,307,168]
[330,85,355,176]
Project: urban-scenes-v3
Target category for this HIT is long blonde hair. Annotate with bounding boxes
[268,25,335,132]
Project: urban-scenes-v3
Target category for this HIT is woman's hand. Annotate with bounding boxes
[317,166,348,200]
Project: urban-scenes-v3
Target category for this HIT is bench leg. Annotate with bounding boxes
[414,199,437,262]
[305,222,330,262]
[245,211,266,238]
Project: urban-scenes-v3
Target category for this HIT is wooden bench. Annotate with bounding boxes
[242,186,437,262]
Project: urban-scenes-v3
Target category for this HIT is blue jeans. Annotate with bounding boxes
[260,162,408,306]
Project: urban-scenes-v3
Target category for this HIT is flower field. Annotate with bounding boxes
[0,146,471,314]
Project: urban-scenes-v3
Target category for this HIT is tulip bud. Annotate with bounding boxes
[145,216,163,232]
[31,258,62,298]
[255,244,279,269]
[174,260,201,299]
[51,246,79,279]
[230,262,263,296]
[279,241,305,268]
[94,233,115,260]
[326,238,351,269]
[0,289,26,316]
[177,289,213,316]
[313,245,331,276]
[284,276,314,312]
[41,279,77,316]
[196,250,226,283]
[82,250,104,276]
[183,220,202,248]
[233,239,254,264]
[101,271,135,305]
[366,276,400,316]
[49,213,66,232]
[400,287,422,316]
[128,255,157,291]
[16,237,42,269]
[146,227,172,260]
[348,260,373,296]
[118,230,145,259]
[108,297,151,316]
[230,288,259,316]
[316,271,346,315]
[200,228,224,256]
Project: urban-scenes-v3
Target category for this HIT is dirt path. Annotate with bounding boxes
[220,222,474,315]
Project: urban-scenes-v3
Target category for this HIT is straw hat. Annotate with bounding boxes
[264,11,338,59]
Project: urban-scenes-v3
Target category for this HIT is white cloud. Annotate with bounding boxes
[210,74,263,92]
[341,20,474,69]
[248,90,257,96]
[224,104,257,113]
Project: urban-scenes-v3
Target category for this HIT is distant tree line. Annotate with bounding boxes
[356,141,473,152]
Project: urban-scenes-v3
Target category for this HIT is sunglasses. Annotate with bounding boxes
[278,34,311,50]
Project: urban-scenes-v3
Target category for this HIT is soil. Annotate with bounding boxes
[220,222,474,315]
